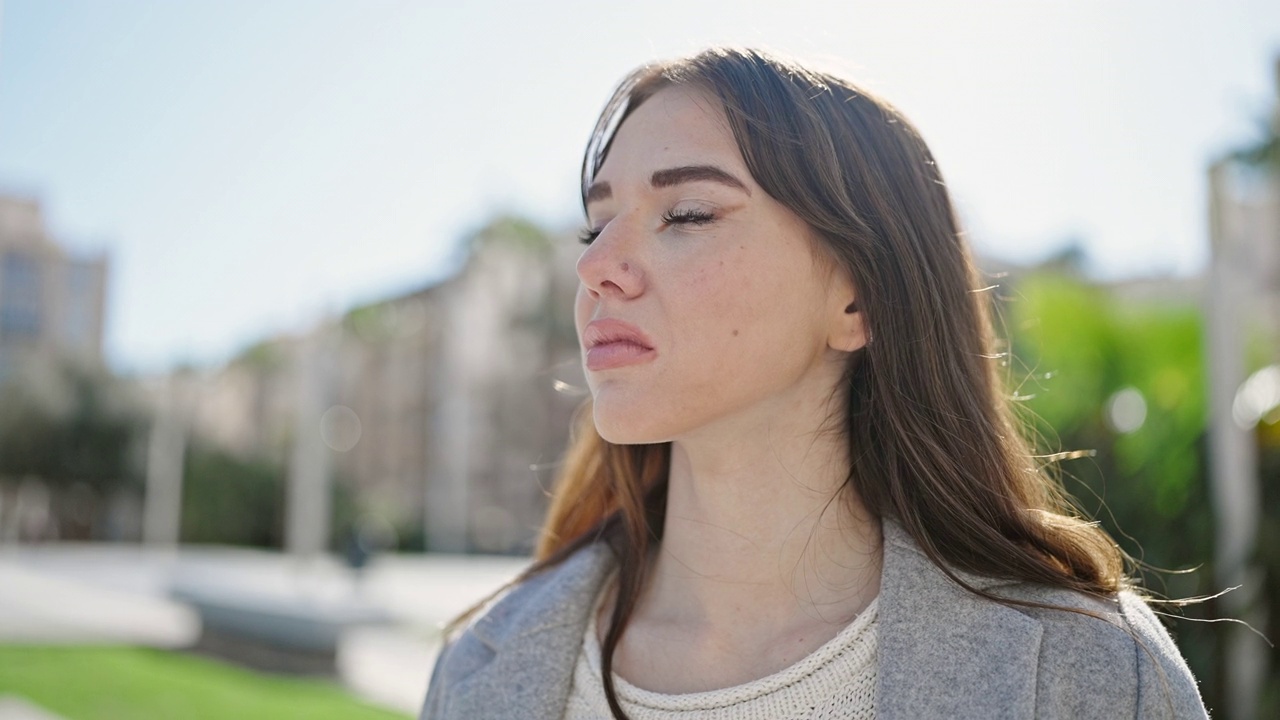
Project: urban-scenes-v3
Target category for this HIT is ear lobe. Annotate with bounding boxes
[830,299,869,353]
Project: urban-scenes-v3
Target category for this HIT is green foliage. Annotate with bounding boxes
[233,339,289,372]
[180,444,286,547]
[0,645,408,720]
[1005,271,1255,713]
[1226,113,1280,169]
[1008,273,1208,558]
[0,356,147,493]
[469,214,554,257]
[344,303,394,342]
[181,443,362,551]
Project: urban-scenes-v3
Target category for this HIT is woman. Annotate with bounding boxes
[421,47,1207,719]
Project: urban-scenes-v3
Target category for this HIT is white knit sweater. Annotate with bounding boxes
[562,595,878,720]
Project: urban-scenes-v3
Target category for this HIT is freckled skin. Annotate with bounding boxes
[575,85,862,444]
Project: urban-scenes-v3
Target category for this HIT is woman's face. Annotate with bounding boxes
[575,84,862,445]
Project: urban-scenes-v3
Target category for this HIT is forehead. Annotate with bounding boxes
[598,85,747,179]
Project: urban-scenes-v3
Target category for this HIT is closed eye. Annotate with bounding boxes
[661,208,715,226]
[580,208,717,245]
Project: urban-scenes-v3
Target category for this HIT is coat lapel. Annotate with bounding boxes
[444,544,615,720]
[441,523,1045,719]
[877,521,1043,719]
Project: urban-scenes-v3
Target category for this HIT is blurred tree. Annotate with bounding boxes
[469,215,555,257]
[1228,113,1280,169]
[180,442,363,550]
[1005,269,1280,716]
[0,356,149,538]
[1039,239,1090,278]
[179,441,286,547]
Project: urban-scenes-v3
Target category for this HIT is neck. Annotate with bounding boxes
[642,413,882,632]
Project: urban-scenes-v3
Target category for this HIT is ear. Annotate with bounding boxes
[826,274,869,353]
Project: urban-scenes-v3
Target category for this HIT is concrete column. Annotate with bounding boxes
[286,329,336,557]
[143,374,193,547]
[142,410,185,546]
[425,290,472,553]
[1206,161,1270,720]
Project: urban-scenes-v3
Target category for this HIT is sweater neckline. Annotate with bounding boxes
[581,584,880,711]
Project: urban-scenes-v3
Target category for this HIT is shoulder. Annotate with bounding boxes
[469,542,614,644]
[994,583,1208,719]
[878,520,1208,719]
[420,543,615,720]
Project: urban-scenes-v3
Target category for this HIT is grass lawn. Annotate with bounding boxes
[0,645,411,720]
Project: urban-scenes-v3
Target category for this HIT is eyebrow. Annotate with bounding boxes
[585,164,751,205]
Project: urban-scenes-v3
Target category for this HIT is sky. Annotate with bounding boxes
[0,0,1277,376]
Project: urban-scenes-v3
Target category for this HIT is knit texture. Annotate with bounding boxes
[563,594,878,720]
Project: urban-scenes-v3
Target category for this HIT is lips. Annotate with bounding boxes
[582,319,656,371]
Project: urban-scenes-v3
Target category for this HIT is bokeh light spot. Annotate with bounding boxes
[320,405,362,452]
[1106,386,1147,434]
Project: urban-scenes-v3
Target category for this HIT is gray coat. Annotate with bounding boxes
[420,520,1209,719]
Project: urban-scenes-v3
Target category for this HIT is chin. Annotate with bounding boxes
[591,396,670,446]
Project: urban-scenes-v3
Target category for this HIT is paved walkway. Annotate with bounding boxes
[0,543,528,715]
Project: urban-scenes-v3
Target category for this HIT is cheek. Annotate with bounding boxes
[664,259,767,387]
[686,250,821,366]
[689,256,766,337]
[573,284,592,337]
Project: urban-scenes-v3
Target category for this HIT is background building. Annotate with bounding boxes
[0,196,109,381]
[143,216,583,554]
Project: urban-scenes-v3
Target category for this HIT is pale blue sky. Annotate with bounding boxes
[1,0,1277,375]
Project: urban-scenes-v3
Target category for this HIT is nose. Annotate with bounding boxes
[576,221,644,301]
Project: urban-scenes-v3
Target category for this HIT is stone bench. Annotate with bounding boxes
[171,579,391,675]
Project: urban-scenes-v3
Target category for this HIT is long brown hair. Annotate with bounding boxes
[522,47,1129,719]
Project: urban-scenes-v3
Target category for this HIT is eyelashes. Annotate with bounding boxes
[579,208,717,245]
[660,207,715,226]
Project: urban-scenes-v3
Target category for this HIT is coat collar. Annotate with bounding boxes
[876,520,1043,719]
[446,520,1044,719]
[445,543,614,718]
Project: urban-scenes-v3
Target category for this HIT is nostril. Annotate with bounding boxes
[576,242,639,299]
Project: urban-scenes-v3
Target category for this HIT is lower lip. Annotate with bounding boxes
[585,341,656,371]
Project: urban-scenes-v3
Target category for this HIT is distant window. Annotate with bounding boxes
[63,262,97,348]
[0,251,42,339]
[68,262,94,293]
